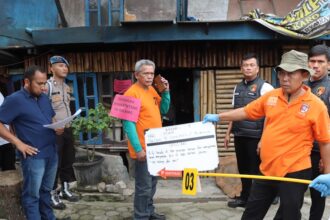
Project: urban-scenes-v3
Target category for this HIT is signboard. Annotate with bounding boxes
[246,0,330,39]
[109,95,141,122]
[145,122,219,176]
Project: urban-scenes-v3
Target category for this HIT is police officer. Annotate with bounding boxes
[224,53,273,208]
[47,56,79,209]
[306,44,330,220]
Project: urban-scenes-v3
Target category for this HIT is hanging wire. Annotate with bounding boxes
[0,34,34,45]
[0,49,54,68]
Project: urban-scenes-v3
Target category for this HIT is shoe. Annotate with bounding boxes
[272,196,279,205]
[150,212,166,220]
[51,190,66,210]
[60,182,80,202]
[227,197,247,208]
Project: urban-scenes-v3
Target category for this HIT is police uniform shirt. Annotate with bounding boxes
[47,77,72,121]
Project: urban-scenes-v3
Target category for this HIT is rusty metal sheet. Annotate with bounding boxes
[227,0,302,20]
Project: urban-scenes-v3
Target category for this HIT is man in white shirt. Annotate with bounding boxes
[0,92,15,171]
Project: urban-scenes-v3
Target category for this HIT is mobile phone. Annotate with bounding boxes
[153,74,166,93]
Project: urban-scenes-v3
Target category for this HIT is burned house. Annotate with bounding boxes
[0,0,328,155]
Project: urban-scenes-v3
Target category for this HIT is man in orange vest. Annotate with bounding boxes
[203,50,330,220]
[123,59,170,220]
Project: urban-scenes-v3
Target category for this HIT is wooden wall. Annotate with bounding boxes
[200,70,216,119]
[23,42,280,73]
[22,42,279,155]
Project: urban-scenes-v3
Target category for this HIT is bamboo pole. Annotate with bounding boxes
[203,72,206,116]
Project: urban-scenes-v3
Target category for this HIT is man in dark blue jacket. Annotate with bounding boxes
[306,44,330,220]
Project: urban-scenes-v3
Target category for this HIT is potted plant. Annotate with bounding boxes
[71,103,118,186]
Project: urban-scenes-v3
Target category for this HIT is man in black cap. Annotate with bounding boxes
[47,56,79,210]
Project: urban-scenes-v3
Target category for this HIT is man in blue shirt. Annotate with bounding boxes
[0,65,63,220]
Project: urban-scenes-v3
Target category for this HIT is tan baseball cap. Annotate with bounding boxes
[275,50,314,75]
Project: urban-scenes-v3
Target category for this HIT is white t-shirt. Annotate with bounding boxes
[231,82,274,105]
[0,92,9,146]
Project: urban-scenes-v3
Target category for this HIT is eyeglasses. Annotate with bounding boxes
[140,72,154,77]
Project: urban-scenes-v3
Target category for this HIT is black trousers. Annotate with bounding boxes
[242,168,311,220]
[309,151,325,220]
[53,128,76,189]
[234,136,261,201]
[0,143,16,171]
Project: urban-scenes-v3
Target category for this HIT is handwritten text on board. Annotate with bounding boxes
[109,95,141,122]
[145,122,219,176]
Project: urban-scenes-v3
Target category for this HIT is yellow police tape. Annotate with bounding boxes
[198,172,311,184]
[182,169,312,195]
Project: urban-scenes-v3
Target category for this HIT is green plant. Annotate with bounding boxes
[72,103,118,161]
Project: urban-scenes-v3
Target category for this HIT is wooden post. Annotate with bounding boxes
[0,169,25,220]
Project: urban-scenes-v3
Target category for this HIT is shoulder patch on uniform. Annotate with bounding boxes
[249,84,257,92]
[316,87,325,96]
[300,103,310,113]
[266,96,278,106]
[66,87,72,93]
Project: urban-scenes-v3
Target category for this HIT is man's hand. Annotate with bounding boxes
[51,118,64,135]
[202,114,220,123]
[160,76,170,91]
[136,150,146,161]
[224,134,230,149]
[309,174,330,197]
[319,159,324,173]
[15,142,39,159]
[257,141,262,155]
[55,127,64,135]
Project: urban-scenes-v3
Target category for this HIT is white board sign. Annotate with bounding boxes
[145,122,219,176]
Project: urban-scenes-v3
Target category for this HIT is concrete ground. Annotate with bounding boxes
[55,178,330,220]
